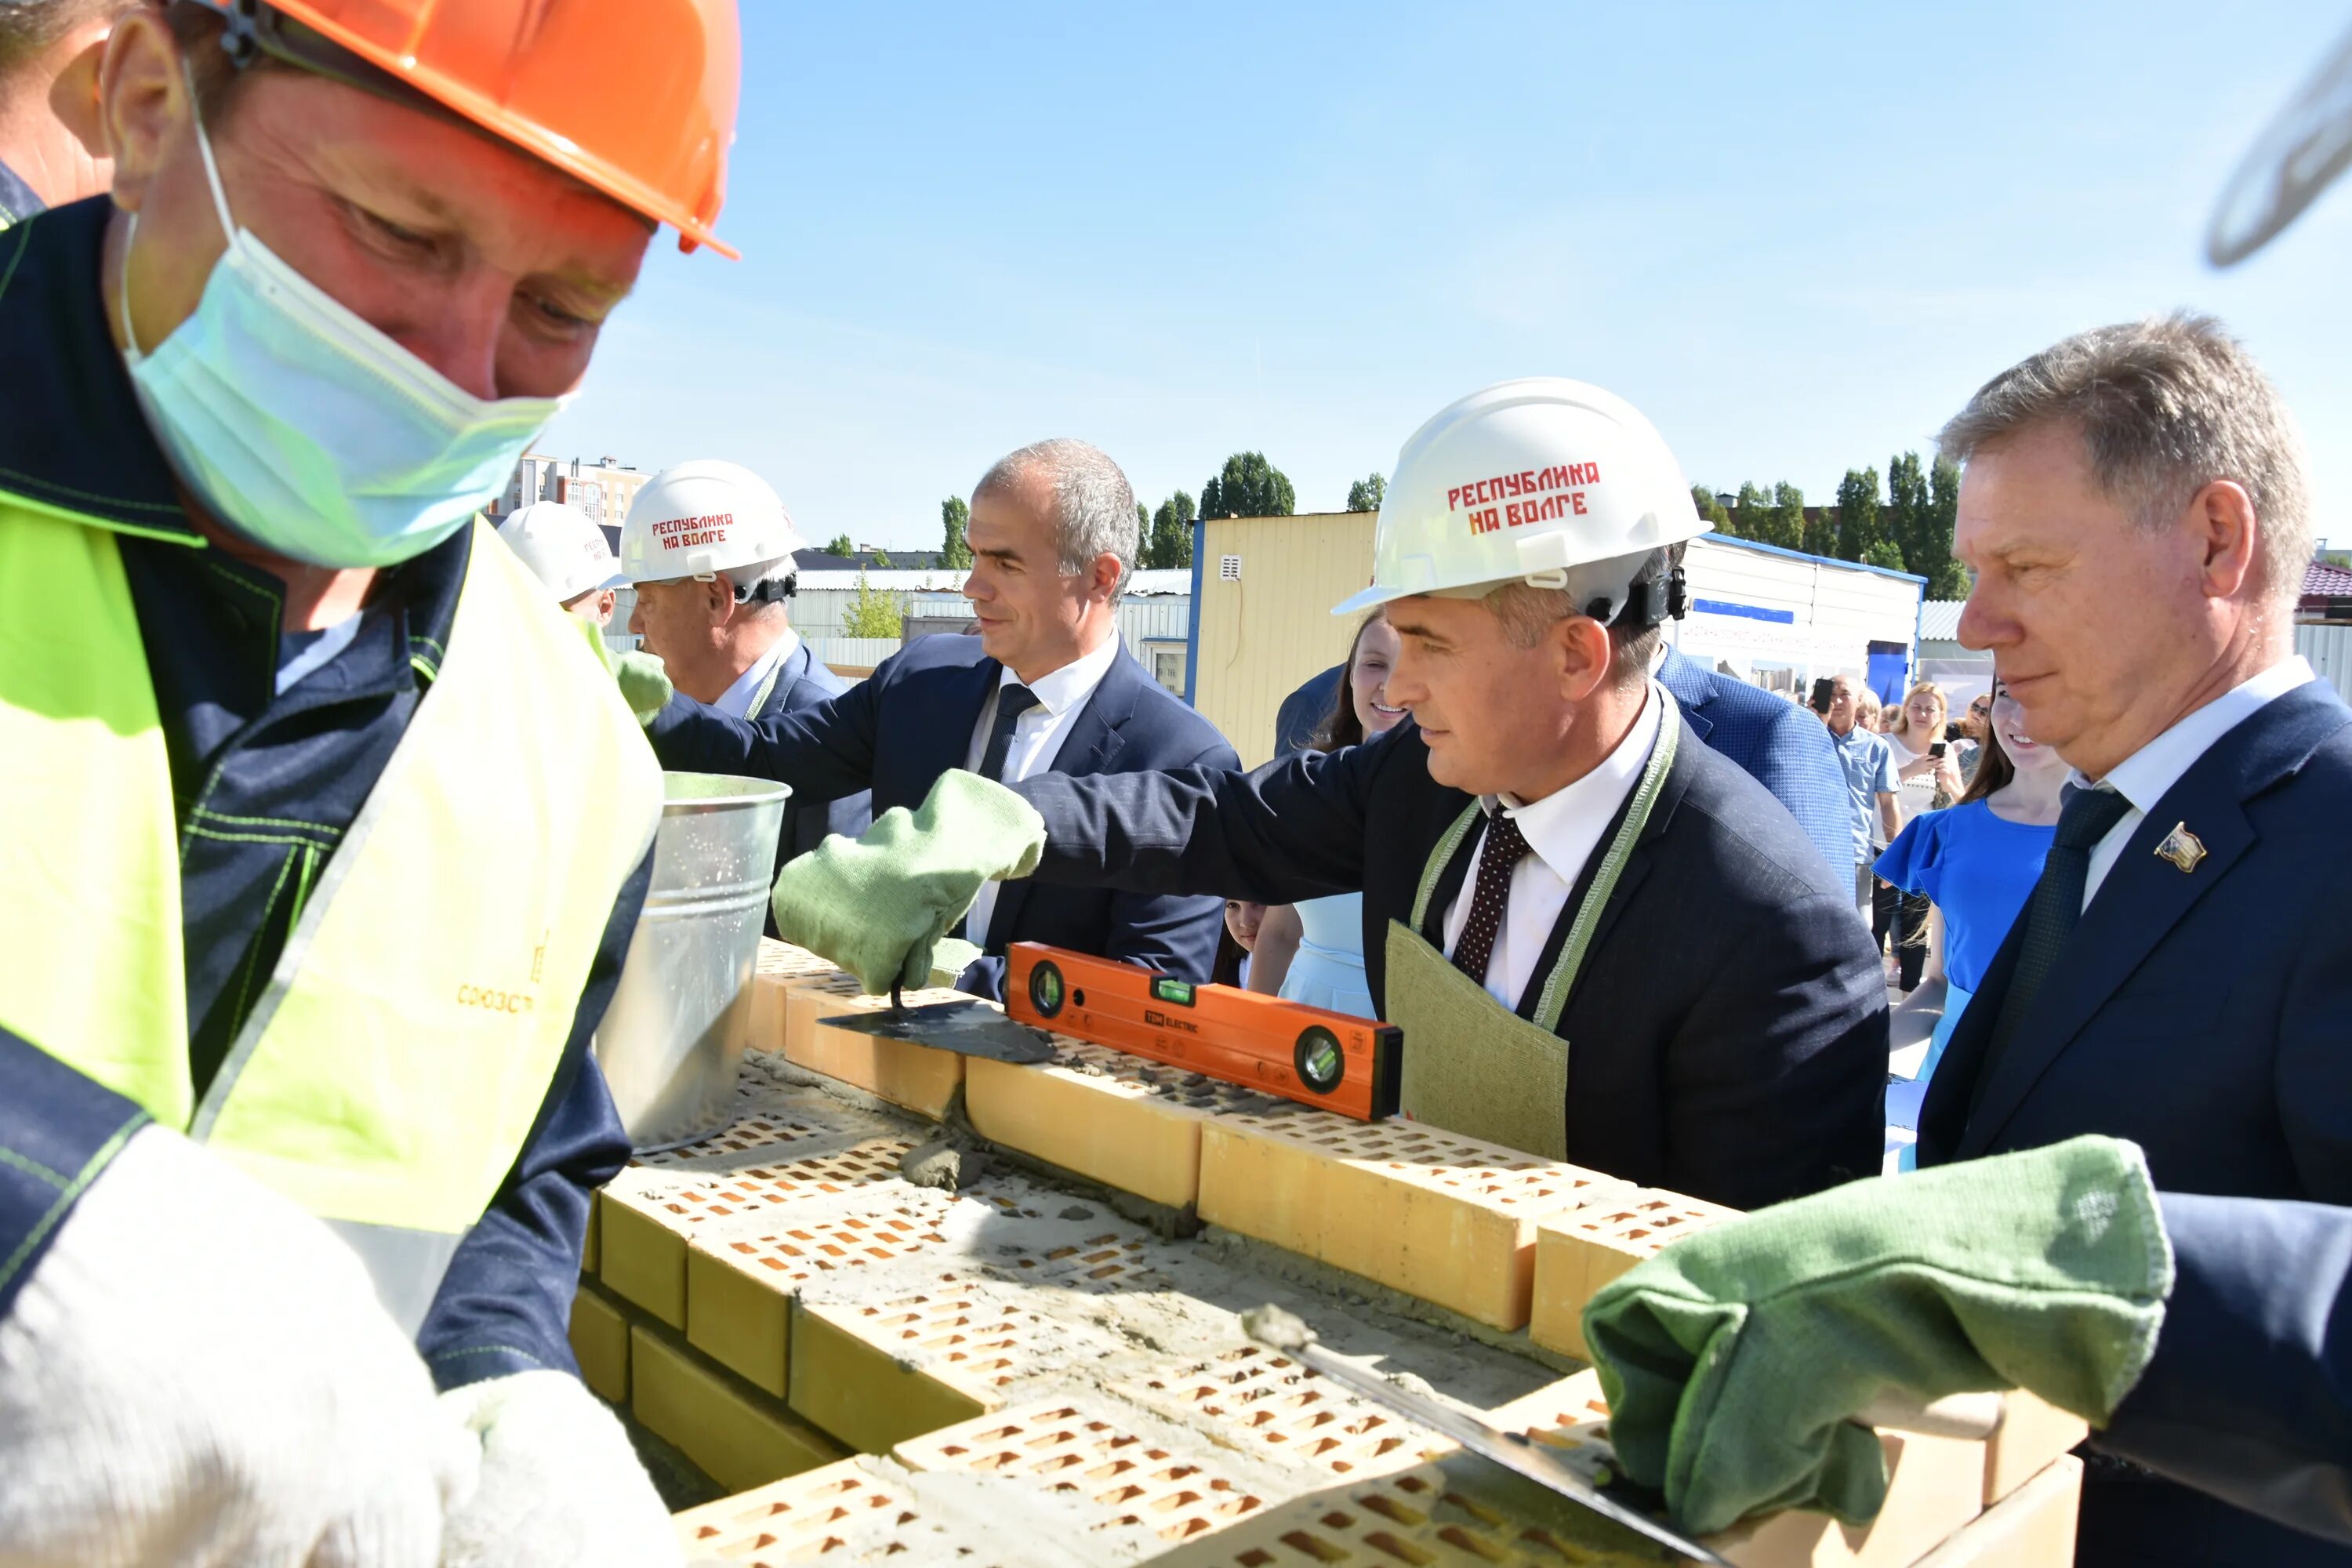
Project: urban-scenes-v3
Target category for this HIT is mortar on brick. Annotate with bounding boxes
[895,1399,1268,1548]
[1110,1345,1444,1483]
[1528,1192,1744,1360]
[782,974,973,1119]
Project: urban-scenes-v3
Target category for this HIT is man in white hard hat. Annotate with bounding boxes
[497,499,628,626]
[762,382,1889,1210]
[621,459,869,867]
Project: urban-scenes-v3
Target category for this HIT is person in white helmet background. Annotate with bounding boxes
[620,460,870,869]
[760,380,1889,1212]
[497,499,629,626]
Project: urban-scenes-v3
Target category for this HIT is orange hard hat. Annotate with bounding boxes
[196,0,741,259]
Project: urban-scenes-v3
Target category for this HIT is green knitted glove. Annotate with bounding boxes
[769,771,1045,994]
[1583,1135,2172,1536]
[582,626,675,725]
[927,938,984,990]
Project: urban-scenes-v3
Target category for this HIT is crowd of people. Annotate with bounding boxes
[2,2,2349,1566]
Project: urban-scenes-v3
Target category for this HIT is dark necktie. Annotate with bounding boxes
[978,683,1040,783]
[1450,811,1530,985]
[1969,782,2135,1107]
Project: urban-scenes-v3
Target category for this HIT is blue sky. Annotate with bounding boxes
[550,2,2352,554]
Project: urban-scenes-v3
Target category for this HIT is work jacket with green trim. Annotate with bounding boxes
[0,196,651,1391]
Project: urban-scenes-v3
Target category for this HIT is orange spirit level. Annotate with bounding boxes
[1004,943,1402,1120]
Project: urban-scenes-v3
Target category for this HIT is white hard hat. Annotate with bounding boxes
[1334,377,1712,619]
[496,502,628,604]
[619,459,808,589]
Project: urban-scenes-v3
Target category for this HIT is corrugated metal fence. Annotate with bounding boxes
[2296,622,2352,699]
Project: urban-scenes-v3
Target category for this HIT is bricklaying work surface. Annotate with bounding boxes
[627,942,2083,1567]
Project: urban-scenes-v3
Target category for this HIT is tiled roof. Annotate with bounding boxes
[2305,560,2352,597]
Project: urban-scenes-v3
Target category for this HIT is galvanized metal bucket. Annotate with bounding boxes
[597,771,789,1151]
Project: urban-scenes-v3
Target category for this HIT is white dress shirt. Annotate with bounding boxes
[961,637,1122,942]
[712,628,801,720]
[2074,655,2315,909]
[1441,681,1665,1010]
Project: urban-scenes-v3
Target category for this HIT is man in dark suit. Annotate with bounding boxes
[773,380,1886,1209]
[619,460,871,869]
[647,438,1236,1000]
[1654,638,1850,877]
[1915,314,2352,1566]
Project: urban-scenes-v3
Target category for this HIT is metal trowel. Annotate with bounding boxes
[818,982,1058,1065]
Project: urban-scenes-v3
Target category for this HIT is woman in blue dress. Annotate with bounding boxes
[1875,681,2067,1165]
[1244,614,1405,1018]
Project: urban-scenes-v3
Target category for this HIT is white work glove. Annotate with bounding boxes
[0,1124,475,1568]
[436,1370,681,1568]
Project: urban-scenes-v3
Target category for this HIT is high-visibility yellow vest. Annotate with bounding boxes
[0,501,663,1333]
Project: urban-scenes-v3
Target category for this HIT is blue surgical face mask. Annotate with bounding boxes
[120,78,572,568]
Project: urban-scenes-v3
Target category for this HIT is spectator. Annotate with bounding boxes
[1824,675,1900,919]
[1879,682,1965,989]
[1244,614,1405,1016]
[1955,690,1993,782]
[1875,680,2063,1164]
[1215,899,1261,988]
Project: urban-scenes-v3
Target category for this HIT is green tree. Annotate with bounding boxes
[1864,539,1908,572]
[1802,505,1839,558]
[1730,481,1770,542]
[1762,482,1807,550]
[822,532,854,557]
[1146,489,1196,571]
[1690,485,1732,532]
[1834,467,1882,562]
[1346,473,1388,513]
[939,496,972,570]
[1920,456,1969,597]
[870,550,893,568]
[1885,452,1929,572]
[841,571,902,638]
[1199,452,1296,520]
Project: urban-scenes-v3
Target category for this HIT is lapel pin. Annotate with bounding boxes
[2154,821,2207,873]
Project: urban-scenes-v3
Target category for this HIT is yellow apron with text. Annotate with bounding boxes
[1388,706,1679,1160]
[0,505,663,1332]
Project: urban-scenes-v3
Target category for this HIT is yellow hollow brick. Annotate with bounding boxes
[685,1196,960,1398]
[1982,1392,2088,1507]
[892,1399,1269,1548]
[597,1138,915,1327]
[1112,1345,1446,1482]
[567,1282,630,1406]
[967,1037,1272,1209]
[581,1196,599,1275]
[670,1457,913,1563]
[780,973,970,1119]
[750,938,841,1054]
[1488,1370,1987,1568]
[628,1323,846,1496]
[1200,1111,1632,1329]
[788,1297,999,1454]
[1528,1189,1744,1360]
[1914,1454,2081,1568]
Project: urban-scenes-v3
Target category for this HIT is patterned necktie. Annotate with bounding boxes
[1969,782,2135,1108]
[978,683,1040,782]
[1450,811,1531,985]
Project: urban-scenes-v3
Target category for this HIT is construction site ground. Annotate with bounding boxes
[581,941,2088,1567]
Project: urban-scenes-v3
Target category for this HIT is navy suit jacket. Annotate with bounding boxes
[1656,648,1850,877]
[645,633,1237,1001]
[1014,712,1888,1210]
[1918,679,2352,1566]
[757,637,871,866]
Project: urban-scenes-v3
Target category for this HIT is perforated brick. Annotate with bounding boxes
[1528,1191,1744,1359]
[670,1458,913,1563]
[597,1139,915,1327]
[1486,1370,1991,1568]
[985,1228,1170,1296]
[629,1323,846,1496]
[780,974,971,1118]
[687,1193,962,1396]
[752,940,844,1053]
[1144,1459,1667,1566]
[967,1036,1283,1209]
[789,1279,1118,1456]
[567,1281,630,1406]
[1112,1345,1440,1482]
[630,1111,838,1171]
[1200,1111,1632,1328]
[895,1399,1266,1546]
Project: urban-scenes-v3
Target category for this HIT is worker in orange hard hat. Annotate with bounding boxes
[0,2,737,1562]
